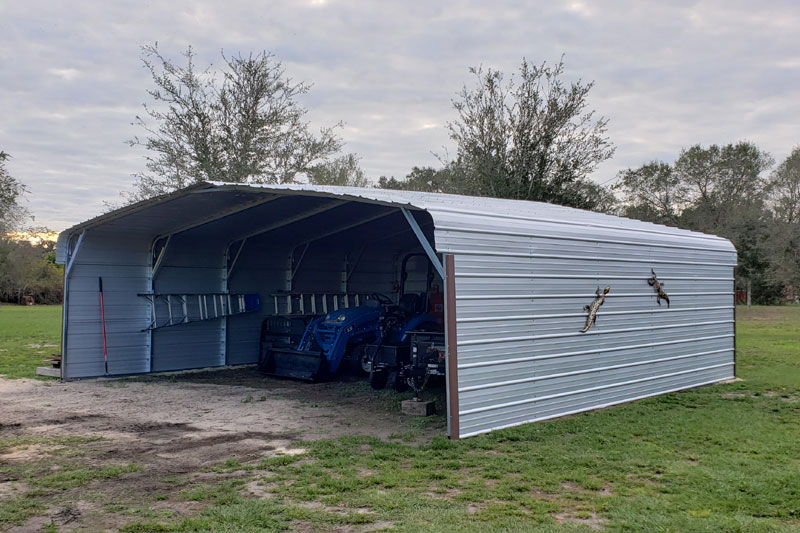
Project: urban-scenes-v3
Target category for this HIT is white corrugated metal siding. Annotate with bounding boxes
[428,208,735,437]
[57,182,735,437]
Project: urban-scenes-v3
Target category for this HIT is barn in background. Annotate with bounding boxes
[56,183,737,438]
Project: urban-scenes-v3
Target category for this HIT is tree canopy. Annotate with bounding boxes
[307,153,368,187]
[614,141,795,303]
[127,44,343,201]
[442,57,615,209]
[0,151,29,234]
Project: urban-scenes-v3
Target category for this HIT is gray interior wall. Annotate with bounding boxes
[150,232,227,372]
[346,249,396,295]
[62,229,151,378]
[224,224,439,365]
[225,238,290,365]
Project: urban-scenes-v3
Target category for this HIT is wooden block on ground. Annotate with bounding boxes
[36,366,61,378]
[402,399,436,416]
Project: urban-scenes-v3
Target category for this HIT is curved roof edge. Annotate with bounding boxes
[57,181,736,262]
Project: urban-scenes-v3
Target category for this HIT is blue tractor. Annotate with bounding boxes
[258,254,440,382]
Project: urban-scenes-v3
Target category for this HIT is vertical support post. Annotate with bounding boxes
[221,245,229,365]
[341,253,348,294]
[61,231,86,380]
[148,234,172,373]
[444,254,459,440]
[733,267,737,377]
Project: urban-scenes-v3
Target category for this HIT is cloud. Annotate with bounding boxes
[1,0,799,230]
[47,67,81,81]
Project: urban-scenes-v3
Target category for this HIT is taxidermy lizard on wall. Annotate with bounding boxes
[648,269,670,307]
[580,286,610,333]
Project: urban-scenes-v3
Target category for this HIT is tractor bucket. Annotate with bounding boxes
[259,347,328,381]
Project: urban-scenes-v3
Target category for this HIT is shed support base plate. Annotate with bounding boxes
[402,399,436,416]
[36,366,61,378]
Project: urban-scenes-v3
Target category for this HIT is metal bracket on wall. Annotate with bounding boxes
[291,242,310,281]
[227,238,248,279]
[346,246,367,283]
[151,234,172,279]
[401,208,445,279]
[64,231,86,279]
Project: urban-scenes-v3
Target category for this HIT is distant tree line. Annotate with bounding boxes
[614,143,800,303]
[0,238,63,304]
[0,151,63,304]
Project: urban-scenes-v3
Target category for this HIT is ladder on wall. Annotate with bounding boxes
[139,293,260,331]
[269,292,374,316]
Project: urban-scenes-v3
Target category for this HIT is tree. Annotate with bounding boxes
[377,165,465,194]
[613,161,685,225]
[444,57,615,209]
[127,44,343,201]
[0,151,29,234]
[0,238,63,304]
[769,147,800,225]
[765,147,800,294]
[307,153,368,187]
[675,142,773,234]
[615,141,781,302]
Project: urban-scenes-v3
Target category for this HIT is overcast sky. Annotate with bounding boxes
[2,0,799,230]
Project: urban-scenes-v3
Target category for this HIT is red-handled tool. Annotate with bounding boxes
[99,277,108,375]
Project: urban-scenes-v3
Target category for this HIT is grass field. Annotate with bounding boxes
[0,304,61,379]
[1,305,799,531]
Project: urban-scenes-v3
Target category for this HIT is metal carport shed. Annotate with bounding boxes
[56,183,737,438]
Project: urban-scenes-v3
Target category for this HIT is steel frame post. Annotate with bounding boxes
[61,231,86,380]
[401,208,445,279]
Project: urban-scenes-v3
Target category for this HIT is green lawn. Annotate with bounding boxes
[126,306,800,532]
[1,305,799,531]
[0,304,61,378]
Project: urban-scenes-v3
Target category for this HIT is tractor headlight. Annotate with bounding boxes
[336,314,347,322]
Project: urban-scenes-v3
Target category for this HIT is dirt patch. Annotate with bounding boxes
[0,481,29,500]
[0,368,444,530]
[243,479,277,499]
[0,443,58,463]
[554,511,607,530]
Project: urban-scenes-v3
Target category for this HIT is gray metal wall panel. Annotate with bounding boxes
[151,233,226,372]
[62,231,151,379]
[225,242,291,365]
[438,217,735,437]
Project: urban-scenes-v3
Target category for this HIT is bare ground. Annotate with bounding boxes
[0,367,445,531]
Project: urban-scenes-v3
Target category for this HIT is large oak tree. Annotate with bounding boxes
[128,44,343,201]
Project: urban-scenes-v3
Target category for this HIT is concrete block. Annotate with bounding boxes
[402,399,436,416]
[36,366,61,378]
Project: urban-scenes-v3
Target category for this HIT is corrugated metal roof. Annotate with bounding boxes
[57,181,735,262]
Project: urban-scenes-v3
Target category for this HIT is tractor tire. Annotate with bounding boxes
[345,343,369,376]
[369,369,389,390]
